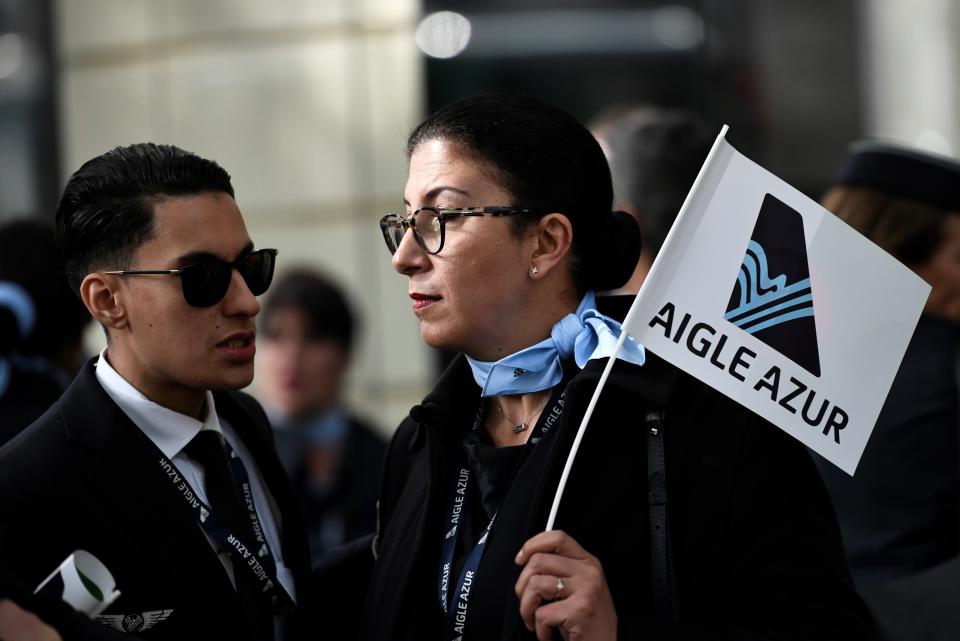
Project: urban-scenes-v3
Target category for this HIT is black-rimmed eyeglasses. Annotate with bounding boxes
[379,207,537,256]
[104,248,279,308]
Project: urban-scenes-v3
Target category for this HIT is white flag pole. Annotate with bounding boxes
[545,125,730,531]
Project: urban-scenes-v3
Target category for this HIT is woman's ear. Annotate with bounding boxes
[528,213,574,279]
[80,273,127,331]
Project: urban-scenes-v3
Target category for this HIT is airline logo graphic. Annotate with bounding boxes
[725,193,821,376]
[98,610,173,633]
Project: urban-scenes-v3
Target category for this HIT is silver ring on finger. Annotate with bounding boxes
[554,576,566,600]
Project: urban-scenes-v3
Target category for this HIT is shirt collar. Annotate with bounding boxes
[94,348,223,459]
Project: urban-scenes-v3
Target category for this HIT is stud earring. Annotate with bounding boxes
[530,266,540,275]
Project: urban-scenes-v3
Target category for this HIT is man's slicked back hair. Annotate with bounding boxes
[55,143,235,292]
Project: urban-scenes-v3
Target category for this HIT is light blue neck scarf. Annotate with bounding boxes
[466,291,645,397]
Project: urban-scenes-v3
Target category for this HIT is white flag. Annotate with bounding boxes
[546,127,930,528]
[619,127,930,475]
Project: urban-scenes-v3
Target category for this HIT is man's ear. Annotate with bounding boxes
[80,273,127,331]
[528,213,574,279]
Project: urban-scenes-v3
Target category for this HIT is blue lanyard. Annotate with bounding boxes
[438,382,568,641]
[153,436,292,605]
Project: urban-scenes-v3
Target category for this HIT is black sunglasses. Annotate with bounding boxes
[379,207,538,256]
[105,248,279,308]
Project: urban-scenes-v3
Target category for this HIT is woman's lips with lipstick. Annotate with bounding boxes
[410,293,441,311]
[217,331,256,361]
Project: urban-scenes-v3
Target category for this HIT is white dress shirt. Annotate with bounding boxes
[94,350,297,617]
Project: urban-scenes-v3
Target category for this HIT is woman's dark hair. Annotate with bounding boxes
[826,140,960,268]
[260,269,357,352]
[822,186,947,267]
[55,143,235,293]
[406,94,641,293]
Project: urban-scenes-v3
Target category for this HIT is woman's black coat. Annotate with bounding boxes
[356,297,874,640]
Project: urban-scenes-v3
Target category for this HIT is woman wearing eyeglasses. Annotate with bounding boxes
[359,95,872,641]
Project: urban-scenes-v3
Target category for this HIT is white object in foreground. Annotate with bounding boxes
[35,549,121,617]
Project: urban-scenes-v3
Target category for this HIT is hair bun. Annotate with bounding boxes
[583,210,641,291]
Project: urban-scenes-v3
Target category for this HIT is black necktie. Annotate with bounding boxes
[184,430,275,641]
[184,431,252,538]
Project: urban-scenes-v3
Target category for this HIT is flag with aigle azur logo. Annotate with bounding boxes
[611,126,930,476]
[547,127,930,527]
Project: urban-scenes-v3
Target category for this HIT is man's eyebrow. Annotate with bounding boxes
[175,241,254,266]
[403,185,471,207]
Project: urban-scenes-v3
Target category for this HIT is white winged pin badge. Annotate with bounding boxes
[97,610,173,633]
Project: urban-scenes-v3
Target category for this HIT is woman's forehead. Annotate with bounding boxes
[406,140,508,203]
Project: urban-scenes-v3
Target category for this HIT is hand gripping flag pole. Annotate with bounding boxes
[546,125,730,530]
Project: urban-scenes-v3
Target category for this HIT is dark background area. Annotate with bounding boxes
[422,0,863,198]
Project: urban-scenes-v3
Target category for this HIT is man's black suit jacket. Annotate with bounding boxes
[0,358,311,640]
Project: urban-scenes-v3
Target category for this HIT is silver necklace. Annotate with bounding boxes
[495,393,550,434]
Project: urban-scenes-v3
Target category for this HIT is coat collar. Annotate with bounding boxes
[409,355,481,434]
[56,359,238,600]
[58,358,310,598]
[61,358,270,454]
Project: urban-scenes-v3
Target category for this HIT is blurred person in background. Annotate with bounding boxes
[257,269,386,567]
[590,106,714,293]
[815,141,960,641]
[0,219,91,443]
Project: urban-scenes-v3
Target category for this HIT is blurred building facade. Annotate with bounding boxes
[0,0,59,220]
[53,0,429,434]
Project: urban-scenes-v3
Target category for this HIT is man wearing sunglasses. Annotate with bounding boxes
[0,143,310,641]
